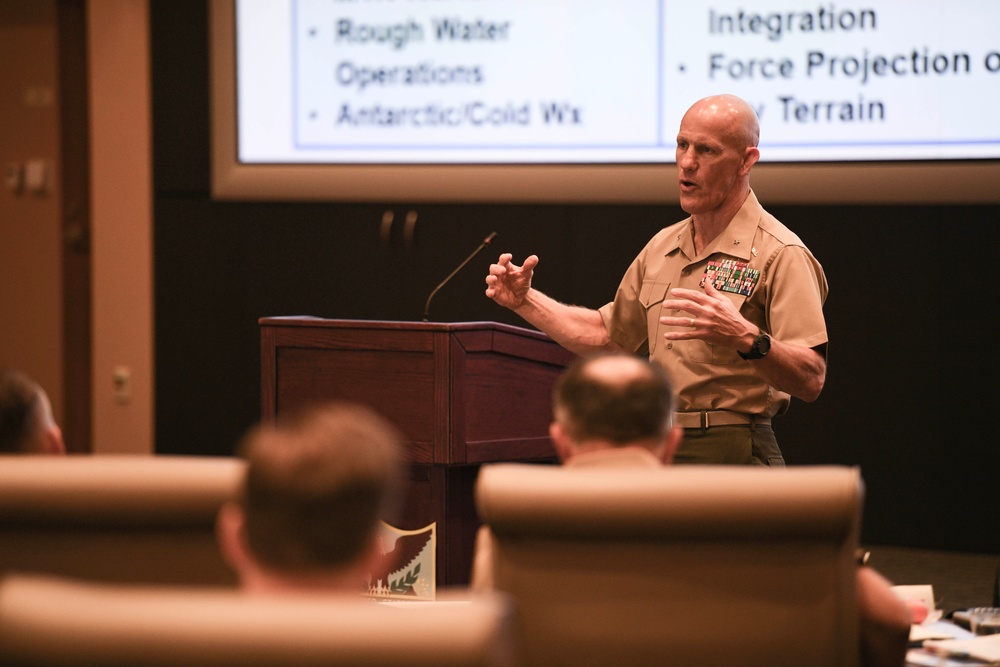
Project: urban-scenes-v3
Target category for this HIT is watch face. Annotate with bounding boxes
[738,333,770,360]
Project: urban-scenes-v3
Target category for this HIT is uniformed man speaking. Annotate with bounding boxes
[484,94,828,465]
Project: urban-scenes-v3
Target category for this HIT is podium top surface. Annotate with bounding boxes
[259,317,553,341]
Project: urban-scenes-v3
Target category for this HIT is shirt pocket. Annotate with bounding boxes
[639,280,671,354]
[690,290,750,365]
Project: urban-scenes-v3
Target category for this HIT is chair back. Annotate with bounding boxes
[475,463,864,667]
[0,574,514,667]
[0,455,244,585]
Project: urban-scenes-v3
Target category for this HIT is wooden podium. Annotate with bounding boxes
[260,318,576,586]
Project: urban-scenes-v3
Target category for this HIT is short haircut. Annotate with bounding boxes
[238,402,405,572]
[0,367,50,454]
[553,353,676,445]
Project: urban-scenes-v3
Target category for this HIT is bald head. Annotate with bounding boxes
[552,354,676,445]
[683,94,760,151]
[576,354,655,389]
[675,94,762,221]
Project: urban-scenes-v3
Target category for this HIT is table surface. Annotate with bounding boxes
[906,619,998,666]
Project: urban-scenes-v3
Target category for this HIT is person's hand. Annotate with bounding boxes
[485,253,537,310]
[905,599,929,624]
[660,281,756,346]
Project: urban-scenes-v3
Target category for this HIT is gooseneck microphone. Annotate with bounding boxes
[422,231,498,322]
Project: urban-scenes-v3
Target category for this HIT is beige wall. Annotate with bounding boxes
[0,0,153,454]
[0,2,64,424]
[88,0,153,453]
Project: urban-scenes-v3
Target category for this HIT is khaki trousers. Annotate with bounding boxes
[674,424,784,466]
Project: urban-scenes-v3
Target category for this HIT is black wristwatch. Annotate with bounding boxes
[738,332,771,360]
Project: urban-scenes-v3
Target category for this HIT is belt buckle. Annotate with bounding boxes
[700,411,709,430]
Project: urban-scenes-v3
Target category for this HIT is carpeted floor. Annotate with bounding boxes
[862,544,1000,614]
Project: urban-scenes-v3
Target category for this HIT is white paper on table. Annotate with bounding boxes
[925,634,1000,663]
[910,621,965,642]
[905,648,985,667]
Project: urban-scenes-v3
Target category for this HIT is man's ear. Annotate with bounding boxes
[549,421,576,462]
[659,425,684,465]
[741,146,760,174]
[216,502,253,576]
[43,424,65,455]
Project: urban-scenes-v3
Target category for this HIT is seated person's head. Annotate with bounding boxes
[550,353,681,463]
[0,367,65,455]
[217,402,405,594]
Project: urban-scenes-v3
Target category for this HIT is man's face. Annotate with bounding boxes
[675,108,749,217]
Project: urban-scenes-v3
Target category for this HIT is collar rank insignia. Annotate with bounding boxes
[700,259,760,296]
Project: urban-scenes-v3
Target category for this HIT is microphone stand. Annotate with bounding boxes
[422,232,497,322]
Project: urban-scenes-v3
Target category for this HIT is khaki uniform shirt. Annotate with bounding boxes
[598,190,828,418]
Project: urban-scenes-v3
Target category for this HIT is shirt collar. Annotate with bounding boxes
[565,446,663,468]
[665,189,762,261]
